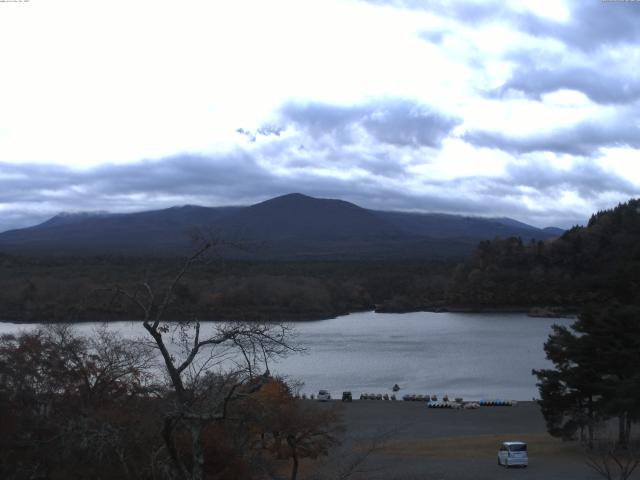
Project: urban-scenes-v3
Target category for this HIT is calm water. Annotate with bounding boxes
[0,311,572,400]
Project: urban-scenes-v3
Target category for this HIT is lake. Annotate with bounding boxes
[0,311,572,400]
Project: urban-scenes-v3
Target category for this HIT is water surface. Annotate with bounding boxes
[0,311,572,400]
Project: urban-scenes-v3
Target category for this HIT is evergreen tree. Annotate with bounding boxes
[534,304,640,446]
[534,323,600,445]
[579,305,640,445]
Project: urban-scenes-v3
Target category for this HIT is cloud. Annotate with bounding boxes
[424,159,640,226]
[274,99,461,148]
[494,65,640,105]
[364,0,507,22]
[366,0,640,52]
[517,0,640,52]
[1,90,638,233]
[1,144,637,234]
[0,154,281,231]
[503,160,638,199]
[419,29,447,44]
[463,107,640,157]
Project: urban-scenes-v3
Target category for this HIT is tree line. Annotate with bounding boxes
[0,255,453,323]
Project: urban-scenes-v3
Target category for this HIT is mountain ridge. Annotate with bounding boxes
[0,193,563,259]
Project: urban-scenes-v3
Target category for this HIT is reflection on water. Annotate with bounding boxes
[0,311,572,400]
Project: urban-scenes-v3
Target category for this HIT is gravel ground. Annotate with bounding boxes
[312,400,639,480]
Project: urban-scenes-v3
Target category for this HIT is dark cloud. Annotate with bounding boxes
[517,0,640,52]
[426,161,640,225]
[463,109,640,157]
[0,154,281,231]
[276,99,460,148]
[504,161,638,199]
[366,0,640,52]
[359,167,633,228]
[495,65,640,105]
[361,102,459,148]
[89,154,273,197]
[0,163,78,203]
[276,102,365,144]
[243,99,460,180]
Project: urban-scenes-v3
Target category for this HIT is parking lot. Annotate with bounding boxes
[318,400,635,480]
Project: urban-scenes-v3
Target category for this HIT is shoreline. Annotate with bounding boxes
[0,307,577,325]
[0,305,576,324]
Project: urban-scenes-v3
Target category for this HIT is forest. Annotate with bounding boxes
[0,256,453,323]
[447,199,640,312]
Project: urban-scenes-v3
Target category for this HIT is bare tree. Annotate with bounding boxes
[309,428,399,480]
[584,439,640,480]
[113,241,302,480]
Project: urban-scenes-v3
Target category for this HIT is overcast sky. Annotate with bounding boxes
[1,0,639,231]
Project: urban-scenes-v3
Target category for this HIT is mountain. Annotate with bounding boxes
[215,193,400,240]
[0,193,562,259]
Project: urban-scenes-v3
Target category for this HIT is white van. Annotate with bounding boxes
[498,441,528,467]
[317,390,331,401]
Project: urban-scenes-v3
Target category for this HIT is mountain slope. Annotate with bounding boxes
[375,211,554,241]
[0,206,240,255]
[0,194,563,259]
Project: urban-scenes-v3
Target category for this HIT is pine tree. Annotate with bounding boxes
[533,323,600,445]
[534,304,640,446]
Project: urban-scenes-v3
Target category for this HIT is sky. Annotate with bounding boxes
[1,0,639,231]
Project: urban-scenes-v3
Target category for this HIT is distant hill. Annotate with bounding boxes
[0,193,562,259]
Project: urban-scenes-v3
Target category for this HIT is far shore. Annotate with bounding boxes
[0,305,577,324]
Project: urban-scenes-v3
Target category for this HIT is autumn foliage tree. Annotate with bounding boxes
[246,379,344,480]
[0,325,158,480]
